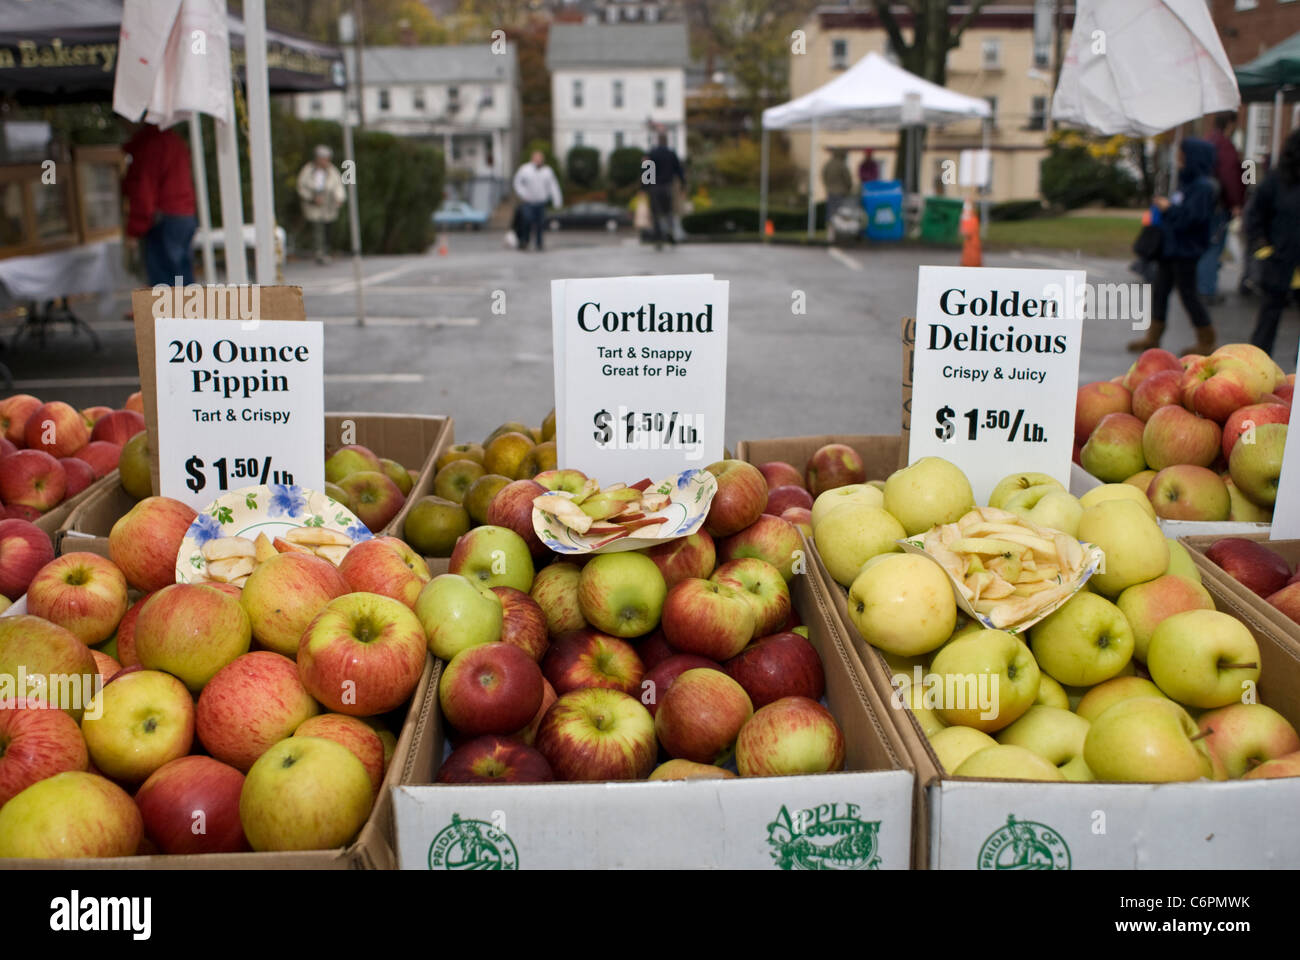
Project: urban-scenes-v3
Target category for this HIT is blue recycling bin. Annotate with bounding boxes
[862,180,904,241]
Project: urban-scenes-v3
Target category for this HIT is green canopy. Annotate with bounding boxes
[1235,30,1300,101]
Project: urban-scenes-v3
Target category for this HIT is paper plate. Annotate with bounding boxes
[176,484,372,583]
[532,468,716,555]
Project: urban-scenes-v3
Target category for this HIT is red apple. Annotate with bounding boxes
[0,394,41,446]
[641,653,723,716]
[492,586,549,661]
[338,536,431,608]
[440,641,544,737]
[781,506,813,538]
[125,391,144,414]
[0,437,13,457]
[89,409,145,447]
[134,583,252,692]
[0,615,97,719]
[0,449,66,511]
[643,530,716,588]
[0,704,89,806]
[196,651,320,771]
[58,457,96,498]
[634,628,678,670]
[1075,381,1133,441]
[654,668,753,764]
[438,735,554,783]
[1182,354,1265,422]
[529,560,586,637]
[724,631,826,708]
[5,505,42,522]
[1142,404,1221,469]
[534,687,657,781]
[1122,348,1183,391]
[108,496,197,593]
[294,713,386,795]
[1206,538,1291,598]
[486,478,549,558]
[660,577,756,660]
[297,592,428,716]
[1276,384,1294,404]
[512,678,557,746]
[114,590,157,668]
[0,518,54,600]
[717,513,803,581]
[134,755,248,854]
[764,484,814,516]
[704,460,767,537]
[735,696,846,777]
[240,552,350,657]
[90,650,121,682]
[0,771,142,859]
[1266,582,1300,625]
[541,628,645,696]
[26,552,129,646]
[1197,703,1300,779]
[80,406,112,426]
[72,441,122,479]
[23,400,89,458]
[805,443,867,496]
[1222,403,1290,462]
[338,470,404,532]
[710,558,791,637]
[1146,465,1230,521]
[1131,369,1185,421]
[758,461,804,491]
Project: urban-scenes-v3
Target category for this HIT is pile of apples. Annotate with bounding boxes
[422,458,845,784]
[0,495,440,860]
[1204,537,1300,628]
[323,443,420,533]
[0,391,146,519]
[1075,343,1292,523]
[402,412,560,557]
[808,450,1300,784]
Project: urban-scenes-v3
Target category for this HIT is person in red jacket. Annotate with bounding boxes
[1198,112,1245,302]
[122,123,198,286]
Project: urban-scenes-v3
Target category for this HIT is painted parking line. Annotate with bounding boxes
[828,247,863,272]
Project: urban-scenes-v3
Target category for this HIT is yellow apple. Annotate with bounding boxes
[810,483,884,529]
[1075,676,1168,723]
[813,502,906,587]
[1076,499,1168,597]
[1079,482,1158,519]
[929,725,997,773]
[996,705,1093,780]
[882,457,975,536]
[847,554,956,657]
[953,744,1066,781]
[928,629,1040,732]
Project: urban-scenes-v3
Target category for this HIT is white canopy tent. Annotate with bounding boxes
[760,52,992,238]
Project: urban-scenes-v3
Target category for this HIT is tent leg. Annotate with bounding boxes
[214,114,246,284]
[189,114,216,283]
[980,119,990,239]
[759,127,769,243]
[807,117,817,240]
[342,71,365,327]
[1272,89,1284,167]
[243,0,277,284]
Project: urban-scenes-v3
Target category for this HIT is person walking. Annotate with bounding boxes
[1245,128,1300,356]
[821,148,853,225]
[644,134,685,251]
[858,149,880,185]
[1198,113,1245,304]
[122,123,198,286]
[512,151,563,251]
[1128,139,1219,355]
[296,145,346,265]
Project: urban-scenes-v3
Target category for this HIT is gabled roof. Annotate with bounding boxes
[546,23,689,69]
[360,44,517,85]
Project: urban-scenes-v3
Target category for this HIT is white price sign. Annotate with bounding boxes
[552,275,728,481]
[1269,341,1300,539]
[153,317,325,510]
[908,266,1085,503]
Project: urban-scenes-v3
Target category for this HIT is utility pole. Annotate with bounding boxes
[1051,0,1065,131]
[353,0,366,128]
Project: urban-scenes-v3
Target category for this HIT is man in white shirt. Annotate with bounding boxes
[512,151,563,251]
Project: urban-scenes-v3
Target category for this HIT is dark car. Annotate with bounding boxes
[546,202,631,232]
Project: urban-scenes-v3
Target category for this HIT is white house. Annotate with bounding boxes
[294,44,521,209]
[546,23,689,163]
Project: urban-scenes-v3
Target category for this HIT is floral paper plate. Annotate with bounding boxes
[176,484,372,583]
[532,468,716,555]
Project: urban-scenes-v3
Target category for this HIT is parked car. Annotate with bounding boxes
[433,201,489,230]
[546,203,631,232]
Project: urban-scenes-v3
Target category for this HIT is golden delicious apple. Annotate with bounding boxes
[996,705,1093,780]
[1083,696,1213,782]
[848,554,956,656]
[882,458,975,536]
[1146,610,1261,709]
[952,744,1066,781]
[1076,500,1168,597]
[813,502,905,587]
[928,629,1040,732]
[1075,676,1167,723]
[810,483,884,529]
[988,472,1062,510]
[929,725,997,772]
[1029,591,1134,687]
[1079,482,1158,519]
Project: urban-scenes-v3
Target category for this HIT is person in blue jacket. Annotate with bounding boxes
[1131,139,1219,354]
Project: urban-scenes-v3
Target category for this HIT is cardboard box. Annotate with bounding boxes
[1069,463,1271,537]
[56,413,452,556]
[33,471,120,546]
[1181,533,1300,646]
[734,434,902,482]
[1,652,439,869]
[392,570,915,870]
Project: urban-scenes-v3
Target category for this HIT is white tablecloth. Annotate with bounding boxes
[0,240,132,305]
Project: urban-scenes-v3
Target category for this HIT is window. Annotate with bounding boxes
[481,85,494,108]
[573,78,584,108]
[309,96,323,115]
[613,79,624,109]
[1235,0,1258,9]
[982,37,1002,69]
[1027,95,1047,131]
[985,96,998,125]
[831,38,848,70]
[654,78,666,108]
[447,85,460,115]
[413,88,425,111]
[1033,44,1050,69]
[614,131,624,149]
[1247,102,1272,159]
[377,88,390,111]
[646,4,659,21]
[573,131,584,147]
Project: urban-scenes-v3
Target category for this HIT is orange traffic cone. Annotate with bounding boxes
[764,219,774,237]
[960,198,982,267]
[437,232,449,256]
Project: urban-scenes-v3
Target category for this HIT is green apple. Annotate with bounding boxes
[379,457,414,496]
[996,705,1092,780]
[928,725,997,773]
[952,744,1066,780]
[1164,539,1203,585]
[847,553,956,657]
[577,552,667,638]
[1116,574,1214,662]
[928,629,1040,732]
[810,483,884,529]
[812,502,906,587]
[1029,591,1134,686]
[882,457,975,536]
[1146,609,1261,709]
[1083,696,1214,782]
[448,524,535,592]
[1035,673,1070,710]
[403,495,471,558]
[891,679,948,737]
[1076,499,1168,597]
[1075,676,1168,723]
[239,736,374,851]
[1078,482,1158,519]
[1228,422,1287,508]
[415,573,504,660]
[0,771,142,859]
[988,473,1063,510]
[1005,488,1083,536]
[1224,477,1273,522]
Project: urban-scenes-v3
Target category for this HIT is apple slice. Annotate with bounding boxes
[534,494,594,534]
[614,516,669,533]
[313,544,349,566]
[639,492,670,512]
[202,536,257,562]
[630,478,654,492]
[274,537,313,555]
[285,526,353,547]
[589,529,632,549]
[207,556,255,582]
[586,521,627,536]
[253,532,277,564]
[571,478,601,505]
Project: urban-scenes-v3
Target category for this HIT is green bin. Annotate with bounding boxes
[920,196,964,244]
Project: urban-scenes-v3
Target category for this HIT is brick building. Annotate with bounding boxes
[1211,0,1300,163]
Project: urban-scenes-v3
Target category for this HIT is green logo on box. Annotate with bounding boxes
[978,815,1070,870]
[428,814,519,870]
[765,803,882,870]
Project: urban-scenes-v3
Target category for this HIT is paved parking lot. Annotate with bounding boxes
[4,229,1294,449]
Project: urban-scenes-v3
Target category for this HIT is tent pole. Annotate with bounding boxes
[188,114,216,282]
[980,118,990,238]
[1272,88,1284,166]
[342,59,365,326]
[243,0,277,284]
[807,116,817,240]
[214,113,246,284]
[759,125,769,243]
